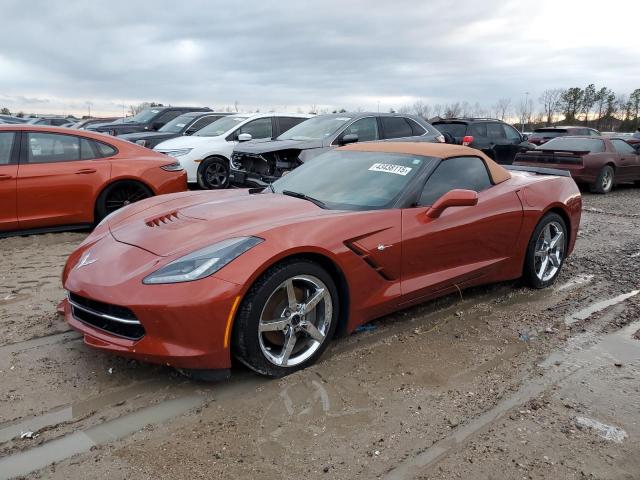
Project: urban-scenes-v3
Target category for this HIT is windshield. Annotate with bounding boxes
[126,108,160,124]
[531,129,567,138]
[433,123,467,138]
[272,150,431,210]
[194,116,248,137]
[159,114,194,133]
[538,137,604,152]
[277,116,351,141]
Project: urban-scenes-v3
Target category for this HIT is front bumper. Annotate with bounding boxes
[229,169,278,188]
[63,234,243,370]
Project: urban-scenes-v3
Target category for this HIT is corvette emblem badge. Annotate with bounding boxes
[75,251,97,270]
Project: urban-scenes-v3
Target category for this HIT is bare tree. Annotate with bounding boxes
[443,102,461,118]
[234,100,239,112]
[410,100,431,119]
[539,89,563,126]
[493,98,512,121]
[516,97,534,130]
[431,104,443,118]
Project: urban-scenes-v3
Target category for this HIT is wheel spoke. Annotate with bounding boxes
[537,256,549,278]
[543,225,551,243]
[285,279,298,308]
[534,249,546,258]
[550,231,564,249]
[549,252,561,268]
[302,288,326,315]
[278,331,297,366]
[301,322,325,343]
[259,318,290,333]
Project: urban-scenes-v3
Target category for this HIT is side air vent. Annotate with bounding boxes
[344,242,391,281]
[145,211,180,227]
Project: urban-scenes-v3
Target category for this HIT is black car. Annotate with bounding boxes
[118,112,230,149]
[433,118,533,164]
[89,106,211,136]
[229,112,443,187]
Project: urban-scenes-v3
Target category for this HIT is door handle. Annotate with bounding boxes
[75,168,97,174]
[0,174,13,180]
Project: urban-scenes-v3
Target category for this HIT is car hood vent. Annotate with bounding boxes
[145,211,182,227]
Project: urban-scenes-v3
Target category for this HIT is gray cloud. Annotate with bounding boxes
[1,0,638,115]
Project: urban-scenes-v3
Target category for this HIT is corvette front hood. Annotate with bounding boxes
[109,191,333,257]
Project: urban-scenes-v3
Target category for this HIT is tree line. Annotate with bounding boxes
[396,85,640,132]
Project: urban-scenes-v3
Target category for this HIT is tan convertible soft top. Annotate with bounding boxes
[339,142,511,185]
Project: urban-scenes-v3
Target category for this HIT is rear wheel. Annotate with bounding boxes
[95,181,153,222]
[233,260,339,377]
[197,157,229,189]
[523,212,567,289]
[591,165,614,194]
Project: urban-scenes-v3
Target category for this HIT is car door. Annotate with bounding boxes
[487,122,511,164]
[610,139,640,181]
[17,132,112,229]
[275,116,308,137]
[0,131,19,232]
[501,124,526,164]
[334,116,379,144]
[379,116,414,140]
[400,156,523,304]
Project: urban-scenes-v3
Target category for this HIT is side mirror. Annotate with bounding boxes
[426,189,478,218]
[340,133,359,145]
[184,129,196,136]
[238,133,252,142]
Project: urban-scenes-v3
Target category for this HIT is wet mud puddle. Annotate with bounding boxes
[384,310,640,479]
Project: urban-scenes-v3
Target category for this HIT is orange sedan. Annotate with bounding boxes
[0,125,186,236]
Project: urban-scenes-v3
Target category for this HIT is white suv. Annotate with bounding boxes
[154,113,310,189]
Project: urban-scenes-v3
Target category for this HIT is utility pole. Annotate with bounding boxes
[86,101,92,119]
[521,92,529,132]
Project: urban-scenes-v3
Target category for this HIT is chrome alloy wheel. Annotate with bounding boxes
[258,275,332,367]
[601,168,613,191]
[534,221,565,282]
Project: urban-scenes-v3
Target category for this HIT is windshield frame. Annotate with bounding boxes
[270,150,436,211]
[158,113,195,133]
[276,115,353,142]
[193,115,250,137]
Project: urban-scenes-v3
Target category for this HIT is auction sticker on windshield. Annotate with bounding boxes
[368,163,412,175]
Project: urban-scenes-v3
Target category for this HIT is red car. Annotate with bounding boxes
[61,142,581,379]
[514,136,640,193]
[0,125,186,235]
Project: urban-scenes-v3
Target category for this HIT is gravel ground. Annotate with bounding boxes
[0,186,639,480]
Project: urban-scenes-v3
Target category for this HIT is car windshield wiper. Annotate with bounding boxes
[281,190,326,209]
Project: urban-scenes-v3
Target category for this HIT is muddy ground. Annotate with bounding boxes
[0,186,639,479]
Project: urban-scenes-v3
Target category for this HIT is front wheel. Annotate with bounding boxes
[523,212,567,289]
[197,157,229,189]
[591,165,614,194]
[232,260,339,377]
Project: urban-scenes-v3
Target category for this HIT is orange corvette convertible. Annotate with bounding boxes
[61,142,581,379]
[0,125,186,236]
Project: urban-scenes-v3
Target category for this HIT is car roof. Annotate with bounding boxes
[338,141,511,184]
[227,112,312,120]
[434,118,503,123]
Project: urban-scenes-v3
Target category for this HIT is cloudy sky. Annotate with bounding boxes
[1,0,638,116]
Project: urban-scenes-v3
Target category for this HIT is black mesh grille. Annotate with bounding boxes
[69,293,145,340]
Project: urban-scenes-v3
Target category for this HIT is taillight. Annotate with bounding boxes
[462,135,473,146]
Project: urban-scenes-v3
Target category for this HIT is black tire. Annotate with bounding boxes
[523,212,568,289]
[590,165,614,194]
[95,180,153,222]
[197,157,229,190]
[232,259,339,378]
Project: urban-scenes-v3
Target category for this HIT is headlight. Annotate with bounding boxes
[136,139,148,147]
[142,237,263,284]
[161,162,184,172]
[163,148,193,158]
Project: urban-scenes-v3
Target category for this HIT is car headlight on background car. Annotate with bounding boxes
[162,148,193,158]
[142,237,263,284]
[160,162,184,171]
